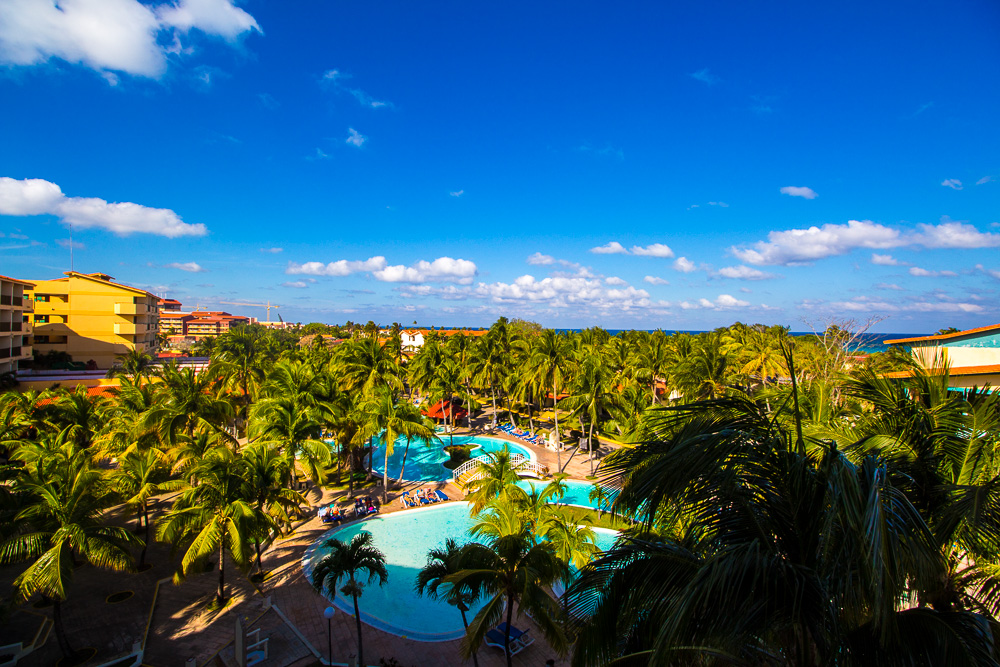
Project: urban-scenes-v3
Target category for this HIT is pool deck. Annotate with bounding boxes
[0,413,615,667]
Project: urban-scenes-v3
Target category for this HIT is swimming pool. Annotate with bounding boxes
[302,502,617,641]
[514,479,617,511]
[367,434,533,482]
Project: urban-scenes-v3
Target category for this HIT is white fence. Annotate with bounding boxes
[452,453,545,486]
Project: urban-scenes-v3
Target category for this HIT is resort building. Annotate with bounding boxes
[400,328,487,352]
[184,311,250,338]
[0,274,33,375]
[26,271,159,370]
[885,323,1000,389]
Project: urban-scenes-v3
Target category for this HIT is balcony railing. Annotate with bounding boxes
[0,295,11,306]
[114,303,148,315]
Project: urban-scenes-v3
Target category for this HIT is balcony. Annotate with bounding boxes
[115,302,148,315]
[0,295,11,306]
[114,322,148,335]
[17,345,32,358]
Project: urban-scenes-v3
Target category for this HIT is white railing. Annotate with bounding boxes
[452,453,545,486]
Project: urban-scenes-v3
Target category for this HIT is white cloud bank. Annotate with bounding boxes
[731,218,1000,266]
[715,265,779,280]
[0,177,207,237]
[0,0,260,79]
[287,256,478,284]
[679,294,750,310]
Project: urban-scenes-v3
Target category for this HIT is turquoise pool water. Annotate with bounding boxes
[514,479,617,510]
[302,502,617,641]
[368,434,533,482]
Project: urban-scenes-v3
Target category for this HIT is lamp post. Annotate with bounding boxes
[323,606,335,665]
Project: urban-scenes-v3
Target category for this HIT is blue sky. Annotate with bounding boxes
[1,0,998,332]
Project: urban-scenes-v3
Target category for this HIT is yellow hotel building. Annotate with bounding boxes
[27,272,159,369]
[0,274,33,375]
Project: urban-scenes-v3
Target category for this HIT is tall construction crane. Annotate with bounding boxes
[219,300,281,322]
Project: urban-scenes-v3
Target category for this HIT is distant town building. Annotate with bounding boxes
[885,324,1000,389]
[399,328,487,352]
[0,274,33,375]
[26,271,159,370]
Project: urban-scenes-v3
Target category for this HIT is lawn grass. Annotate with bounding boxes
[556,504,632,531]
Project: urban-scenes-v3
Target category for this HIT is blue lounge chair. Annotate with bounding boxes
[434,489,449,502]
[497,623,535,650]
[484,628,528,655]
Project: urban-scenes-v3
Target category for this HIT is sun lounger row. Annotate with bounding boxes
[353,496,380,518]
[499,422,542,444]
[399,489,449,508]
[483,622,535,655]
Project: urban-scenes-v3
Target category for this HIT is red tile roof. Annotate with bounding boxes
[883,364,1000,378]
[885,323,1000,345]
[422,399,469,420]
[0,274,33,285]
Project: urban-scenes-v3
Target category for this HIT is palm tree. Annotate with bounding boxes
[567,392,988,666]
[240,443,305,574]
[527,330,572,471]
[51,383,109,448]
[429,358,468,444]
[311,531,388,667]
[562,350,623,475]
[157,448,256,604]
[335,336,402,397]
[416,538,481,667]
[447,501,567,667]
[144,362,234,445]
[1,436,141,659]
[463,445,526,514]
[95,376,160,458]
[249,396,330,488]
[113,448,184,568]
[544,510,598,625]
[107,347,157,384]
[360,390,437,502]
[212,325,271,436]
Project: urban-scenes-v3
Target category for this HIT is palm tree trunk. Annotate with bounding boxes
[218,540,226,604]
[465,382,473,429]
[459,606,479,667]
[553,380,561,473]
[398,437,412,486]
[383,446,391,504]
[588,421,596,476]
[140,502,150,569]
[352,586,365,667]
[52,599,75,658]
[503,592,514,667]
[527,388,534,433]
[490,383,498,427]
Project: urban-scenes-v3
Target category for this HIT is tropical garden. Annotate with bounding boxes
[3,316,996,665]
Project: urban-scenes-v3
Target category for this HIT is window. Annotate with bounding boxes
[35,294,50,302]
[35,315,49,323]
[35,335,49,343]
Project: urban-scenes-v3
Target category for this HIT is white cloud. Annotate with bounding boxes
[374,257,478,284]
[708,201,729,207]
[715,265,778,280]
[909,266,958,278]
[527,252,554,265]
[975,264,1000,280]
[716,294,750,308]
[911,219,1000,249]
[941,179,963,190]
[346,128,366,148]
[734,218,1000,266]
[0,177,207,237]
[875,283,905,291]
[590,241,627,255]
[56,238,84,250]
[475,274,651,310]
[630,243,674,257]
[0,0,260,80]
[679,294,750,310]
[779,186,818,199]
[673,257,697,273]
[260,247,283,254]
[643,276,669,285]
[690,68,719,85]
[814,295,983,314]
[282,281,310,289]
[287,256,388,277]
[605,276,628,286]
[321,68,392,109]
[871,253,901,266]
[449,190,464,197]
[165,261,206,273]
[977,176,994,186]
[731,220,900,266]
